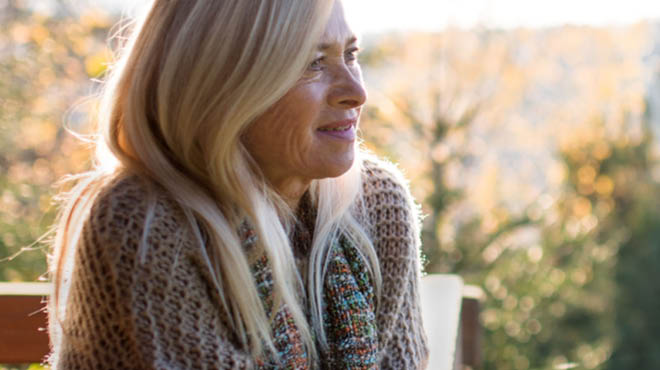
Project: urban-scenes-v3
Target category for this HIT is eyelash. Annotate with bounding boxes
[308,47,361,71]
[345,47,360,62]
[309,57,324,70]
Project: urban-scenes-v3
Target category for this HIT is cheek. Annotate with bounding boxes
[244,84,324,168]
[267,84,324,144]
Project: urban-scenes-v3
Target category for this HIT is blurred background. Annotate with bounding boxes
[2,0,660,369]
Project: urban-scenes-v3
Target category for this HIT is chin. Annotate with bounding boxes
[318,154,355,179]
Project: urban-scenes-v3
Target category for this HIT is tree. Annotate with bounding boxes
[0,0,112,281]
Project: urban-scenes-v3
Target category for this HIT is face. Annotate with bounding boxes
[242,1,366,200]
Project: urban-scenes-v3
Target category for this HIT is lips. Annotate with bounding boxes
[316,118,357,141]
[318,123,352,132]
[317,118,357,131]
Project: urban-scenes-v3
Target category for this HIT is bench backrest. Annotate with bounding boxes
[0,278,481,368]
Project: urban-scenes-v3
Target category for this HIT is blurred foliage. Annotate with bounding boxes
[0,0,111,281]
[360,26,660,369]
[2,1,660,369]
[0,364,49,370]
[601,114,660,368]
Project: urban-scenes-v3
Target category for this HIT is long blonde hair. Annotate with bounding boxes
[50,0,381,362]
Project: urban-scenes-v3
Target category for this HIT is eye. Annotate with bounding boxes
[345,47,360,63]
[308,56,324,71]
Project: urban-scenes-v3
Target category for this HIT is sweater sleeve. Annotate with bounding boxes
[50,177,253,370]
[361,160,429,369]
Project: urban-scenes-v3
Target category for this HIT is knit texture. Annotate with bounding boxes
[49,159,428,369]
[321,237,378,369]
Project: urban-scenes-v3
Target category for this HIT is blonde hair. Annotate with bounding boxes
[50,0,381,363]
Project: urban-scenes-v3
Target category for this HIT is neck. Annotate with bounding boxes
[272,177,311,211]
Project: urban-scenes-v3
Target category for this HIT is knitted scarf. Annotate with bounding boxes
[242,212,378,369]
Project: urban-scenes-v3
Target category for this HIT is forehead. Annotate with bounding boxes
[318,1,356,48]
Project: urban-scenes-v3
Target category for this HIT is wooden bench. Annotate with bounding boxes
[0,282,51,364]
[0,277,482,368]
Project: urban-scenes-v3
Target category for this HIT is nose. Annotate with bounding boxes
[328,66,367,110]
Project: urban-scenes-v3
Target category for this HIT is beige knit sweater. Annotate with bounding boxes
[49,160,428,369]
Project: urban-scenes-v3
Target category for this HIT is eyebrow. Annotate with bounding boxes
[318,36,358,50]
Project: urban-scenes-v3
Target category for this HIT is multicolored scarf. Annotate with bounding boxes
[243,215,378,369]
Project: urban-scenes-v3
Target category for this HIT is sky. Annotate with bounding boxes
[113,0,660,34]
[342,0,660,33]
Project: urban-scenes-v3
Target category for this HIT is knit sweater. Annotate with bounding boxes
[49,159,429,369]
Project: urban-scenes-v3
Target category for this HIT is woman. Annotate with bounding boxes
[49,0,428,369]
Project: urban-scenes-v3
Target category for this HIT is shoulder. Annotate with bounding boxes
[358,156,422,257]
[88,173,148,232]
[360,156,421,227]
[361,156,416,205]
[83,172,196,266]
[90,173,184,236]
[361,156,407,190]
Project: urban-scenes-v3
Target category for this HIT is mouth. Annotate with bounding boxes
[317,123,353,132]
[317,118,357,131]
[316,118,357,141]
